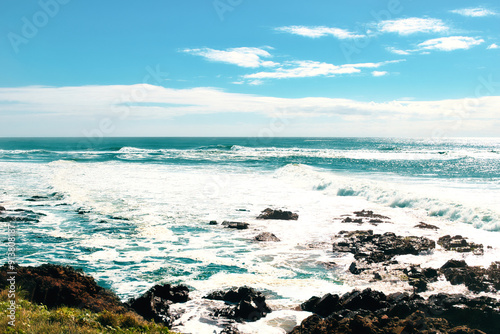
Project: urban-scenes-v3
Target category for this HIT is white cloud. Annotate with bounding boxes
[372,71,388,77]
[2,85,498,124]
[450,7,497,17]
[378,17,448,35]
[182,47,278,68]
[418,36,484,51]
[276,25,364,39]
[387,47,410,55]
[244,60,402,80]
[487,43,499,49]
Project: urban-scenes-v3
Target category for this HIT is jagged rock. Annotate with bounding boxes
[209,220,218,225]
[222,221,249,229]
[205,286,271,321]
[293,289,499,334]
[127,284,189,327]
[438,235,484,255]
[353,210,389,219]
[333,230,435,264]
[0,205,5,211]
[256,208,298,220]
[415,222,439,230]
[0,264,125,313]
[439,261,500,293]
[254,232,280,242]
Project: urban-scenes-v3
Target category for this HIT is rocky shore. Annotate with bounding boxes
[1,205,499,333]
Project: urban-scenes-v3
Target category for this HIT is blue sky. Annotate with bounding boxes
[0,0,499,137]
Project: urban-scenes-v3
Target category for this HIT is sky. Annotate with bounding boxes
[0,0,499,137]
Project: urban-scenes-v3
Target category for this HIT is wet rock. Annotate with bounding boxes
[353,209,389,219]
[0,264,125,313]
[438,235,484,255]
[256,208,298,220]
[222,221,249,229]
[0,205,5,211]
[76,208,90,214]
[439,261,500,293]
[128,284,189,327]
[292,289,499,334]
[205,286,271,321]
[333,230,435,264]
[209,220,218,225]
[254,232,280,242]
[415,222,439,230]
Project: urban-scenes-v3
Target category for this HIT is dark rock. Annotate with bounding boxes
[333,230,435,264]
[0,263,125,313]
[439,261,500,293]
[441,259,468,269]
[220,325,241,334]
[222,221,249,229]
[209,220,218,225]
[438,235,484,255]
[353,210,389,219]
[301,293,340,317]
[254,232,280,242]
[291,288,499,334]
[76,208,90,214]
[0,205,5,211]
[205,286,271,321]
[127,283,189,327]
[256,208,298,220]
[415,222,439,230]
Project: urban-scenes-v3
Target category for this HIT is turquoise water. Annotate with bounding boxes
[1,137,499,332]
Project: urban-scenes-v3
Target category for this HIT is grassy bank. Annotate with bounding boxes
[0,290,178,334]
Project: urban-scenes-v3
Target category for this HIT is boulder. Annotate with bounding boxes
[127,283,189,328]
[205,286,271,321]
[0,205,5,212]
[256,208,298,220]
[254,232,280,242]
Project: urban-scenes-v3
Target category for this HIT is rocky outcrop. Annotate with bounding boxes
[0,208,45,223]
[0,205,5,212]
[332,230,435,264]
[127,283,189,328]
[0,264,125,313]
[439,260,500,293]
[294,288,499,333]
[257,208,298,220]
[438,235,484,255]
[254,232,280,242]
[204,286,271,321]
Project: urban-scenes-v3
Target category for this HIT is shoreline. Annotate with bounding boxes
[2,205,499,333]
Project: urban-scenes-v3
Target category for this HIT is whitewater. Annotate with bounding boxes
[0,137,499,333]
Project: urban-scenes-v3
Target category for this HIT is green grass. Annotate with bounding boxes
[0,290,179,334]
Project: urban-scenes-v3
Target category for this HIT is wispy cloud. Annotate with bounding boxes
[450,7,497,17]
[387,36,485,54]
[378,17,448,35]
[372,71,388,77]
[244,60,403,80]
[1,85,499,125]
[181,47,278,68]
[487,43,499,49]
[275,25,364,39]
[418,36,484,51]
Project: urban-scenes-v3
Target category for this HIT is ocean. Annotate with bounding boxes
[1,137,499,333]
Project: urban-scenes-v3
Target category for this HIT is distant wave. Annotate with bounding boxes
[275,163,500,231]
